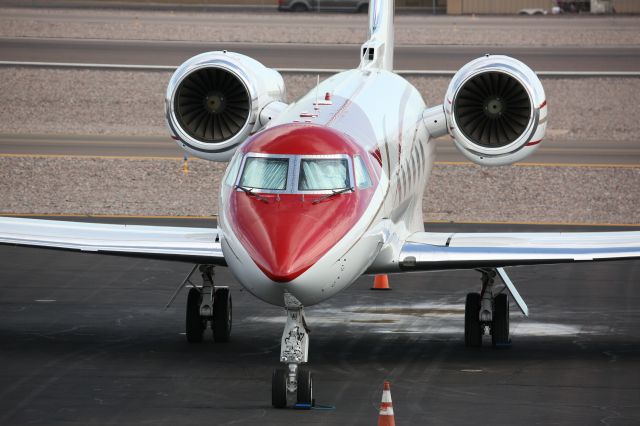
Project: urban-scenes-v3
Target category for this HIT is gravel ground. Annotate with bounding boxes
[2,7,640,47]
[1,67,639,143]
[0,7,638,223]
[0,68,638,223]
[1,156,638,224]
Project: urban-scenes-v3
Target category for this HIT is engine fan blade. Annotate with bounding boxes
[174,68,250,143]
[454,71,532,148]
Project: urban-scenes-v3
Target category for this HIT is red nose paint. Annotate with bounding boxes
[227,124,378,282]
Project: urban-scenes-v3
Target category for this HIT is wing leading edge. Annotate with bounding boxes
[0,217,224,265]
[398,231,640,271]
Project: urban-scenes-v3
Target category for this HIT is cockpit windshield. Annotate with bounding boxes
[239,157,289,190]
[298,159,349,191]
[234,153,371,194]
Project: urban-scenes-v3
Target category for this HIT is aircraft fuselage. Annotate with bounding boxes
[219,69,434,306]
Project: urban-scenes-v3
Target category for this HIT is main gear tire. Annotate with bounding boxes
[492,293,510,347]
[212,287,232,342]
[186,287,205,343]
[465,292,482,347]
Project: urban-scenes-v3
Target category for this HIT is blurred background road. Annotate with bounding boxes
[2,38,639,71]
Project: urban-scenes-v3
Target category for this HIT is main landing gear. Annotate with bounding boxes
[169,264,232,343]
[465,268,528,348]
[272,292,314,409]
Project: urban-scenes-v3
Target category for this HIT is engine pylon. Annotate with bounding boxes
[377,381,396,426]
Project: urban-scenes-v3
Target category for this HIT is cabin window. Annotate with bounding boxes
[239,157,289,190]
[354,155,372,189]
[298,158,350,191]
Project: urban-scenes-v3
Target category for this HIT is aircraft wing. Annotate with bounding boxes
[0,217,224,265]
[398,231,640,271]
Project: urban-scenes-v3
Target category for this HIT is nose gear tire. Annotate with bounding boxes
[296,368,313,406]
[272,368,288,408]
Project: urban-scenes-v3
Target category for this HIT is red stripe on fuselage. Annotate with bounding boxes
[230,190,373,282]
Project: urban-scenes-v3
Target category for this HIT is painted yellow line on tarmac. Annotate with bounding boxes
[0,153,187,161]
[1,213,638,227]
[0,154,637,168]
[515,162,640,169]
[434,161,640,169]
[0,213,216,220]
[426,219,640,228]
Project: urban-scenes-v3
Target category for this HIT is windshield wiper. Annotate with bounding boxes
[312,187,354,205]
[235,185,271,204]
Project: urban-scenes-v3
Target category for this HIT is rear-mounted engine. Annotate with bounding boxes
[166,51,286,161]
[443,55,547,166]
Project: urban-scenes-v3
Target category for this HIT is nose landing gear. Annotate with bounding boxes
[272,292,313,409]
[272,365,313,409]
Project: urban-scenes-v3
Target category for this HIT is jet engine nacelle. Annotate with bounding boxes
[166,51,286,161]
[444,55,547,166]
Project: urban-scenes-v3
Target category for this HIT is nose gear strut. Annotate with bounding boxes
[272,292,314,408]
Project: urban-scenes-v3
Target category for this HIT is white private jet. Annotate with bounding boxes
[1,0,639,408]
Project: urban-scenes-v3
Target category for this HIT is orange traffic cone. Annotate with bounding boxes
[182,155,189,174]
[377,381,396,426]
[371,274,391,290]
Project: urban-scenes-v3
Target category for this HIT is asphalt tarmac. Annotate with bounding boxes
[2,37,639,71]
[1,134,638,165]
[1,218,639,425]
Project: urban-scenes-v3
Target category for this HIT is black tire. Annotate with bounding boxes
[212,287,232,342]
[272,368,288,408]
[292,3,307,12]
[296,368,313,406]
[465,292,482,347]
[492,293,510,347]
[186,287,204,343]
[357,4,369,13]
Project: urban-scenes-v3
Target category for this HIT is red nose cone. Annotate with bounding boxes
[226,124,379,283]
[231,193,358,282]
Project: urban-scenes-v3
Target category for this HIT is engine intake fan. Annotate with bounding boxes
[454,71,531,148]
[166,51,285,162]
[174,68,250,143]
[444,55,547,166]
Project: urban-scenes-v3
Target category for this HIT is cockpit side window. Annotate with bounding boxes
[354,155,372,189]
[298,159,350,191]
[224,152,242,186]
[239,157,289,190]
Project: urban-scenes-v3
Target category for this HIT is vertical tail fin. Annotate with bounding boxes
[360,0,395,71]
